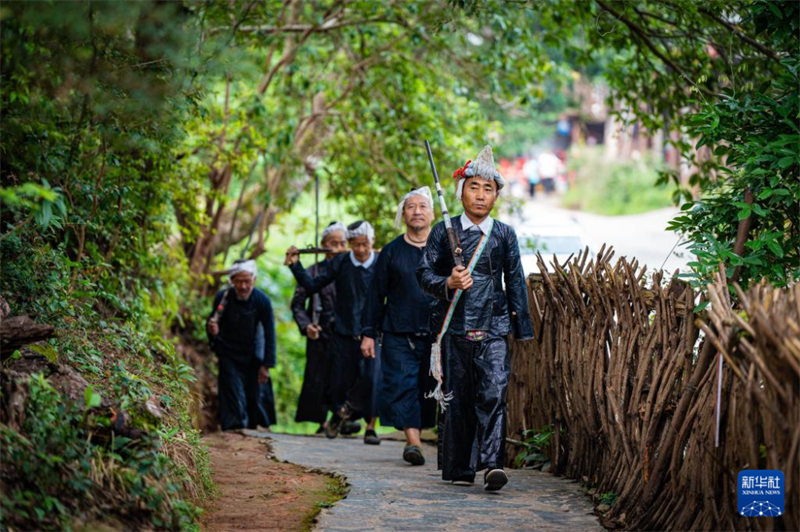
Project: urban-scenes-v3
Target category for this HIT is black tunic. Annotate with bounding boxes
[289,251,378,337]
[416,216,534,339]
[291,261,336,339]
[207,287,276,366]
[361,236,433,338]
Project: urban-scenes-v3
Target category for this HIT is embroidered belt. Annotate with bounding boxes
[464,330,489,342]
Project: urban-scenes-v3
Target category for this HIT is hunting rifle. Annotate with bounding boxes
[310,166,323,328]
[424,140,464,268]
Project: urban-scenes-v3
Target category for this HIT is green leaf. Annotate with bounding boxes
[737,206,752,220]
[84,385,102,409]
[767,241,784,258]
[766,2,783,19]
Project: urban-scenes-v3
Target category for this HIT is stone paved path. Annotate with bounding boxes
[245,431,602,532]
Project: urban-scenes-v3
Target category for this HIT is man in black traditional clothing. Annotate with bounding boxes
[207,260,276,432]
[361,187,437,466]
[290,221,351,434]
[417,145,534,491]
[285,221,382,444]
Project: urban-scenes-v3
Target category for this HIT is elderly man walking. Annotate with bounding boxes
[207,260,276,432]
[291,221,349,434]
[285,221,382,444]
[361,187,438,465]
[417,146,534,491]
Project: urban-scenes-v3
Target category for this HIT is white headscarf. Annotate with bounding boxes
[228,259,257,279]
[394,186,434,229]
[321,221,346,241]
[347,220,375,241]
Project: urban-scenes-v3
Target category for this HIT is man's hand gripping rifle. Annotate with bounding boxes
[425,141,472,293]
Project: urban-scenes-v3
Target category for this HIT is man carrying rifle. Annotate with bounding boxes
[290,221,354,434]
[207,260,276,431]
[417,145,534,491]
[285,221,382,444]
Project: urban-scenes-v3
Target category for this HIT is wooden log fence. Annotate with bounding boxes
[507,246,799,530]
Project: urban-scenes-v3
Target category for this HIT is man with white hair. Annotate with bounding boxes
[417,145,534,491]
[285,221,382,444]
[207,259,276,431]
[361,187,437,466]
[290,221,351,434]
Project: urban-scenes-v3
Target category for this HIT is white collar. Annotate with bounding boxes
[350,250,376,268]
[460,212,493,235]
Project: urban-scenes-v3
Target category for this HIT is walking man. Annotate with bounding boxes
[291,222,348,433]
[417,145,534,491]
[361,187,438,466]
[285,221,382,445]
[207,260,275,431]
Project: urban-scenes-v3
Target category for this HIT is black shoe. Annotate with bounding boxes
[403,445,425,466]
[363,429,381,445]
[325,406,352,439]
[325,415,342,439]
[484,469,508,492]
[341,420,362,435]
[450,474,475,486]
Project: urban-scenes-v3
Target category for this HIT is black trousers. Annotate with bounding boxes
[440,333,509,481]
[330,333,381,422]
[218,356,270,431]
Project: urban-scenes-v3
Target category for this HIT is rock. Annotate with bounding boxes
[596,504,611,513]
[49,364,90,403]
[0,296,10,323]
[145,395,164,419]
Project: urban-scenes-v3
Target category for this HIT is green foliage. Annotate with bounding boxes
[562,147,673,215]
[1,1,200,323]
[514,425,557,472]
[598,491,619,507]
[450,0,800,291]
[0,375,202,532]
[176,0,558,260]
[667,3,800,288]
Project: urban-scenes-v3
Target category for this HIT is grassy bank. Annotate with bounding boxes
[1,235,214,531]
[561,146,673,215]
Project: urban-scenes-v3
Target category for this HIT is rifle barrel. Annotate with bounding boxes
[297,248,333,254]
[424,140,464,268]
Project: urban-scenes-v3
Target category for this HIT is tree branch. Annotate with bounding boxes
[731,188,754,284]
[212,17,400,35]
[697,7,781,64]
[595,0,717,99]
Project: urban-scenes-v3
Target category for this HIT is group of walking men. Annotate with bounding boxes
[208,145,533,491]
